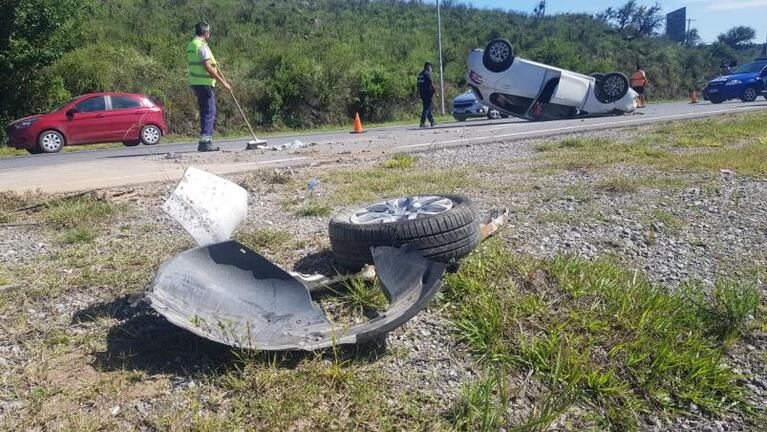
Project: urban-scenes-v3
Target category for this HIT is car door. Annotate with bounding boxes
[66,96,110,144]
[107,95,149,142]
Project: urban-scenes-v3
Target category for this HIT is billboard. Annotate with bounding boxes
[666,7,687,43]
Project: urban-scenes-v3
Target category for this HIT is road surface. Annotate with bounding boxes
[1,100,765,193]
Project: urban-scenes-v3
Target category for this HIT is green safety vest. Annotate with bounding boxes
[187,37,217,87]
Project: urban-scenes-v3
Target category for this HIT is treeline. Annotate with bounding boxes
[1,0,762,139]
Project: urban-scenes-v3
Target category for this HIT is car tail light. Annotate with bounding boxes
[469,71,484,85]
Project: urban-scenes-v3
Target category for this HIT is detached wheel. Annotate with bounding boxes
[37,130,65,153]
[140,124,161,145]
[598,72,629,103]
[123,141,140,147]
[482,38,515,73]
[329,195,481,270]
[741,86,758,102]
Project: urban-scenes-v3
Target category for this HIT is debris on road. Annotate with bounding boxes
[147,242,445,350]
[271,139,309,151]
[162,167,248,246]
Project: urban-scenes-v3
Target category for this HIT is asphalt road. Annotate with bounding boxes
[2,99,766,193]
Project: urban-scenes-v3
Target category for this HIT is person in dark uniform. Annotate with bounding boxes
[417,62,437,127]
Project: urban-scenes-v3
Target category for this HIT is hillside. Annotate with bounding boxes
[2,0,761,136]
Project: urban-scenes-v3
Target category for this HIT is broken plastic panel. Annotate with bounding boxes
[162,167,248,246]
[146,242,446,351]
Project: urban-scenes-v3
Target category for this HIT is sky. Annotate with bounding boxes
[462,0,767,44]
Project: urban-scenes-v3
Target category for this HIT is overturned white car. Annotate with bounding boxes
[466,39,638,121]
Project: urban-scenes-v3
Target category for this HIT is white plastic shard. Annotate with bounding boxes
[162,167,248,246]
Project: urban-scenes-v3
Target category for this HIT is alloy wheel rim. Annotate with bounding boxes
[143,126,160,144]
[488,42,510,63]
[744,88,756,100]
[603,76,625,97]
[350,196,454,224]
[41,133,62,152]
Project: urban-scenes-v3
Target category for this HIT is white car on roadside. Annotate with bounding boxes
[466,38,638,121]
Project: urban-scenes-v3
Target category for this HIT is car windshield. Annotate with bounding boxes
[731,61,767,74]
[48,98,77,113]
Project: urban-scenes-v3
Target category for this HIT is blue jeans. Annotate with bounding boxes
[191,85,216,139]
[420,95,434,126]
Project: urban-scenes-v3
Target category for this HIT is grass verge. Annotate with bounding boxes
[444,240,760,430]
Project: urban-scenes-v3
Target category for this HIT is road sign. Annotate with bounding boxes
[666,7,686,43]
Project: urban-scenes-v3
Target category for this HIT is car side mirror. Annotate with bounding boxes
[66,108,78,119]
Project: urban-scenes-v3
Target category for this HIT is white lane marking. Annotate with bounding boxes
[395,105,766,149]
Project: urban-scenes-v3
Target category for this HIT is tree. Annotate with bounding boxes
[533,1,546,18]
[717,26,756,49]
[598,1,663,39]
[685,28,701,47]
[0,0,90,132]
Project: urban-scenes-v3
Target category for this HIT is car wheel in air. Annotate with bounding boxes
[590,73,605,82]
[123,141,140,147]
[482,38,515,73]
[37,130,65,154]
[140,124,162,145]
[740,86,758,102]
[598,72,630,103]
[329,195,481,271]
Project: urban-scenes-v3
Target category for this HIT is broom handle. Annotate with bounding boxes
[217,66,260,142]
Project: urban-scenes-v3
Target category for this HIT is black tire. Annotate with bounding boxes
[740,86,758,102]
[454,117,467,122]
[590,73,605,82]
[37,130,65,153]
[482,38,515,73]
[140,124,162,145]
[123,141,140,147]
[329,195,481,270]
[710,97,724,104]
[597,72,630,103]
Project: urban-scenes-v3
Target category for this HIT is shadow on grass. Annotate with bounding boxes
[75,296,388,376]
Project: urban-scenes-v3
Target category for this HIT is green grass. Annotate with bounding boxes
[58,226,98,244]
[336,276,388,317]
[382,154,417,170]
[234,227,291,251]
[43,196,127,228]
[536,112,767,176]
[443,240,760,430]
[324,166,475,205]
[595,176,640,193]
[297,201,332,217]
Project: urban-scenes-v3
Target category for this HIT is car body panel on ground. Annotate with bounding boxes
[467,39,637,121]
[702,60,767,104]
[5,92,168,153]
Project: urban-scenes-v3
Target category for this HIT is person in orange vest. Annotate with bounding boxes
[630,64,649,108]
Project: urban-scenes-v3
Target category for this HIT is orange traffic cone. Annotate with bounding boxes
[351,112,364,134]
[689,90,698,104]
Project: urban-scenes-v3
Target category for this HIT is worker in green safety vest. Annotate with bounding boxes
[187,22,231,152]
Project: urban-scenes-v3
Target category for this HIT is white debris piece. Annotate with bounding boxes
[272,139,306,151]
[162,167,248,246]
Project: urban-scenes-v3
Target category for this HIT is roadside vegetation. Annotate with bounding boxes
[1,112,766,430]
[2,0,763,144]
[444,240,760,430]
[536,111,767,176]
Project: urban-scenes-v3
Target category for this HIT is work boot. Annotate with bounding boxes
[419,123,427,128]
[430,121,437,127]
[197,140,220,152]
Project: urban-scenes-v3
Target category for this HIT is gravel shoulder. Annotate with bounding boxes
[0,112,765,430]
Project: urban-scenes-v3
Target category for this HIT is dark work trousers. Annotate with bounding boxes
[420,95,435,126]
[191,85,217,138]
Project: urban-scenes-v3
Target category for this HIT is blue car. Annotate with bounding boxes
[703,59,767,104]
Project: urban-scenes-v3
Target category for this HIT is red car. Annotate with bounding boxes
[5,92,169,154]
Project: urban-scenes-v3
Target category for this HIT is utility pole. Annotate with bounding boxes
[437,0,445,116]
[685,18,696,44]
